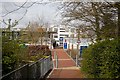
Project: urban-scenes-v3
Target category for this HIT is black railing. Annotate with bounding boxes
[1,56,53,80]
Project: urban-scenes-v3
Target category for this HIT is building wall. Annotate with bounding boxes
[47,25,92,49]
[48,25,77,46]
[63,38,91,49]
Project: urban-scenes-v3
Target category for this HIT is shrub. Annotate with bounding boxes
[2,37,28,75]
[81,39,120,78]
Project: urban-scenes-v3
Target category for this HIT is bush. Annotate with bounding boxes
[2,37,28,75]
[81,39,120,78]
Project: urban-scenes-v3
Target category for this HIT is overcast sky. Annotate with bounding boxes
[1,1,62,28]
[1,0,119,29]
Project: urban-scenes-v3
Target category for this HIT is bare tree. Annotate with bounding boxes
[2,1,48,17]
[21,21,46,44]
[1,1,49,31]
[60,2,118,42]
[20,14,49,45]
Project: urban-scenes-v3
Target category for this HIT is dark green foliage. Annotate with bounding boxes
[2,36,28,75]
[2,34,51,75]
[81,39,120,78]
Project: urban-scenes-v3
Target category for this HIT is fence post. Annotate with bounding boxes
[56,54,58,68]
[27,64,29,80]
[53,52,56,68]
[41,60,43,77]
[47,57,50,69]
[47,57,48,72]
[76,55,78,67]
[44,59,46,75]
[55,54,58,68]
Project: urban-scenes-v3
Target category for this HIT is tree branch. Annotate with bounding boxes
[2,1,28,17]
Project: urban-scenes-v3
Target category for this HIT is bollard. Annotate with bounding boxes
[76,55,78,67]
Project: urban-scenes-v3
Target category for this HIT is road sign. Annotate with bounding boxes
[80,46,88,57]
[64,43,67,49]
[59,37,63,41]
[77,40,81,43]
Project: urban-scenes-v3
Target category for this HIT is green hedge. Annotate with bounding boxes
[81,39,120,78]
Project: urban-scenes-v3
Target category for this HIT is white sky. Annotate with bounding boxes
[1,0,119,28]
[1,1,62,28]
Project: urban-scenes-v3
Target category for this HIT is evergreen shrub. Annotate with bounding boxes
[81,39,120,78]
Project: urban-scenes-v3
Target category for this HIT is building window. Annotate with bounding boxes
[65,35,69,37]
[60,37,63,38]
[60,31,65,32]
[54,35,58,38]
[60,34,68,37]
[60,28,65,30]
[49,28,52,31]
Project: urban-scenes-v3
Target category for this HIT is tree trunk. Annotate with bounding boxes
[92,3,101,41]
[118,6,120,37]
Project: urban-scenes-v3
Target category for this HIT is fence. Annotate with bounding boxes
[65,50,81,67]
[1,56,53,80]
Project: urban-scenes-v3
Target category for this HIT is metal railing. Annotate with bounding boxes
[54,51,58,68]
[65,50,80,67]
[1,56,53,80]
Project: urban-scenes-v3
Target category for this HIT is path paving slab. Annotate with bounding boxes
[47,49,83,78]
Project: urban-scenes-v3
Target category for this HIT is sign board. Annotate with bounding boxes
[80,46,88,57]
[59,37,63,41]
[77,40,81,43]
[64,43,67,49]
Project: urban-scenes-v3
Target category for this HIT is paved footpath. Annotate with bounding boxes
[47,49,83,78]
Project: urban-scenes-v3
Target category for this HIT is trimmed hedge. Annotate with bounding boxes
[81,39,120,78]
